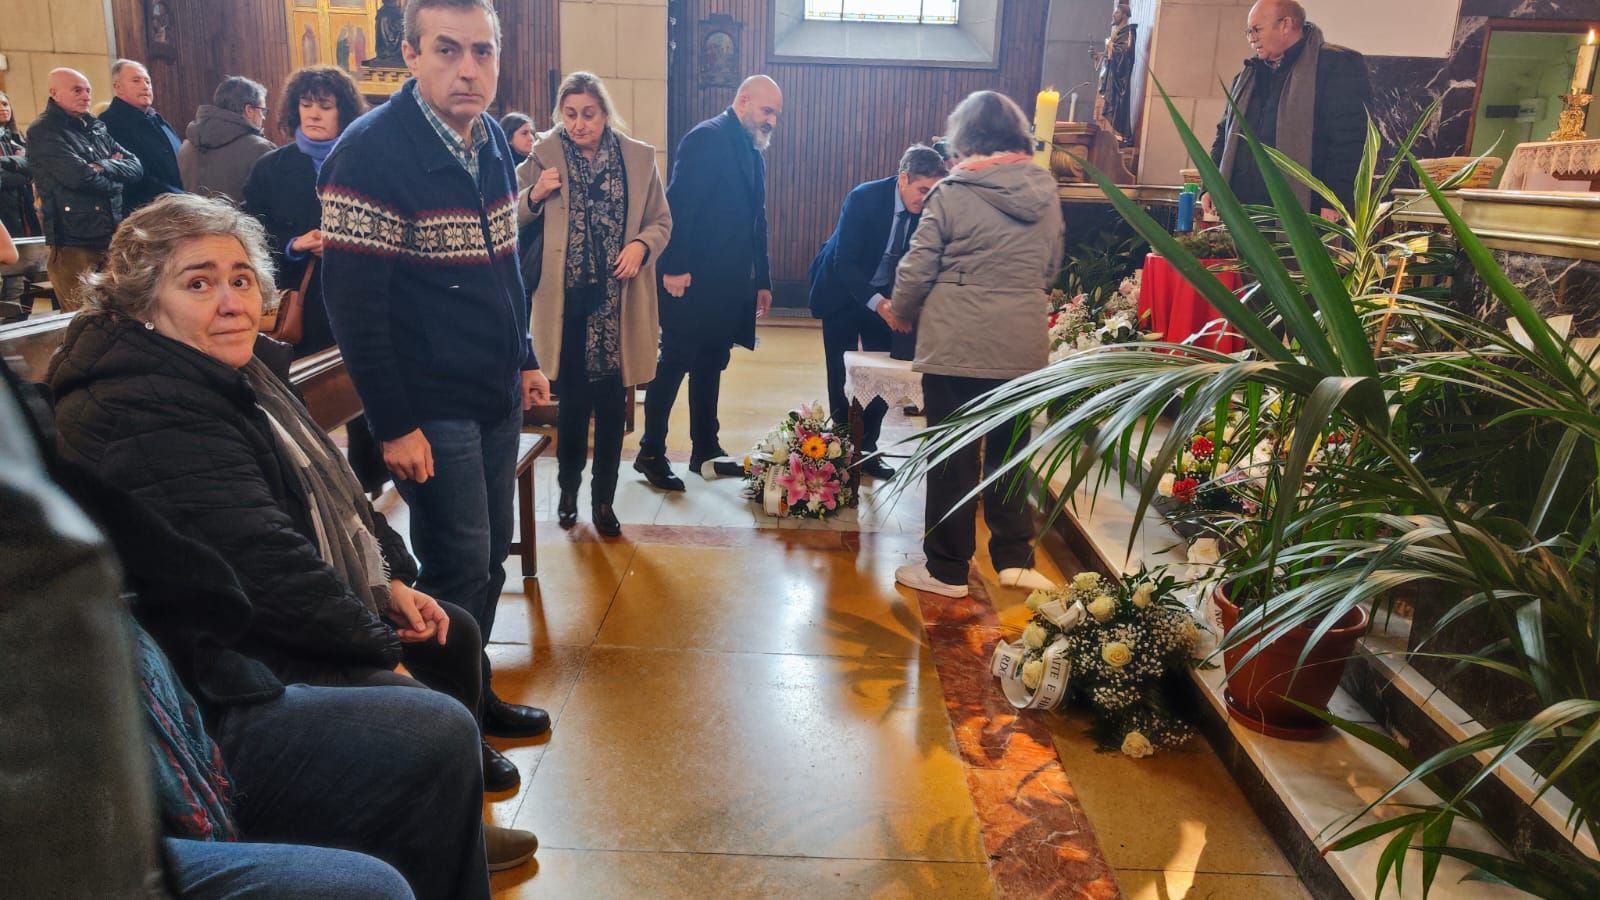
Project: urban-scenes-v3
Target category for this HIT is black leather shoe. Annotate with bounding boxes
[557,489,578,529]
[482,739,520,792]
[483,694,552,739]
[633,454,685,492]
[858,457,897,481]
[688,446,731,477]
[592,504,621,537]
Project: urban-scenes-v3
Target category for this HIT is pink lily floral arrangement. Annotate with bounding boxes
[743,403,856,519]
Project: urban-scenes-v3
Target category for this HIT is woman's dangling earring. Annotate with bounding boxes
[144,321,155,330]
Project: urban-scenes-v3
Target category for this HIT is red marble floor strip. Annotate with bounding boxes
[912,580,1123,899]
[925,624,1060,772]
[966,765,1121,900]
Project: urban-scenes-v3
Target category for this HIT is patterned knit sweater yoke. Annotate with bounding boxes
[315,80,535,442]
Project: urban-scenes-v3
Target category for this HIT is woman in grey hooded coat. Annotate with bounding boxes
[890,90,1064,599]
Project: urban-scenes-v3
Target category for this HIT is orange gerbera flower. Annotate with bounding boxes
[800,435,828,460]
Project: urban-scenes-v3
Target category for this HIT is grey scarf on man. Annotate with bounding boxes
[246,357,392,615]
[1217,22,1324,211]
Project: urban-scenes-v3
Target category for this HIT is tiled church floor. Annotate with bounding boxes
[377,323,1309,899]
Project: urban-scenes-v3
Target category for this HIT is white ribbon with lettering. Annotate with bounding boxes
[990,637,1073,710]
[762,465,785,517]
[1036,598,1087,631]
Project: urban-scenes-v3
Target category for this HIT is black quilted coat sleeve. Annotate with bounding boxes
[62,386,402,671]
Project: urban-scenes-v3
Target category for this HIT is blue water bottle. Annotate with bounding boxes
[1176,190,1196,233]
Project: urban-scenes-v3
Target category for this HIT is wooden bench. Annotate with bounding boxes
[512,432,552,579]
[3,320,552,577]
[292,347,552,578]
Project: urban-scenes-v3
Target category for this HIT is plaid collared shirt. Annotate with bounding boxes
[412,81,487,182]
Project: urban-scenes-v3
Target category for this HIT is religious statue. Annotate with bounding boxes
[363,0,406,69]
[1092,1,1137,147]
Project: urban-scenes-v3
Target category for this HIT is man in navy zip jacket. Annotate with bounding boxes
[808,145,947,480]
[317,0,551,827]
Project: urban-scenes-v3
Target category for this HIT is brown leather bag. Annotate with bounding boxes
[269,258,316,346]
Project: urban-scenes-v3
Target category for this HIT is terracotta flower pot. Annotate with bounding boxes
[1214,584,1370,739]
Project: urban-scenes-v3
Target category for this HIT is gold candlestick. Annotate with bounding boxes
[1550,92,1594,142]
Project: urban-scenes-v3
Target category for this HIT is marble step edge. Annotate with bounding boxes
[1032,458,1524,900]
[1357,617,1599,861]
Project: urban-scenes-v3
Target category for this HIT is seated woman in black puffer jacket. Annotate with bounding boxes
[47,194,538,866]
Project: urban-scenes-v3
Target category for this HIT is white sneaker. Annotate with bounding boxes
[895,563,970,598]
[997,568,1057,591]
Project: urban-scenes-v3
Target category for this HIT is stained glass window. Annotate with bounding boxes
[804,1,960,25]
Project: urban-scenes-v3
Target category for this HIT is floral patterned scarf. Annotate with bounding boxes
[560,128,628,381]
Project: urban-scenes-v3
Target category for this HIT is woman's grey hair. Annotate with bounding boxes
[553,71,629,134]
[944,91,1034,159]
[82,194,277,320]
[899,144,949,181]
[214,76,267,115]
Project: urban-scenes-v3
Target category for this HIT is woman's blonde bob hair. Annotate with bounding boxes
[552,71,629,135]
[81,193,278,321]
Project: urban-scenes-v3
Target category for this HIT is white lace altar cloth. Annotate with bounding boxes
[1500,138,1600,191]
[843,351,923,409]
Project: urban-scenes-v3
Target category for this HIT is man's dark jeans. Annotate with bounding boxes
[215,684,488,900]
[393,405,521,689]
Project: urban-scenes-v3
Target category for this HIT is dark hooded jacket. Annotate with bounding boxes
[49,314,411,677]
[890,158,1063,380]
[178,105,274,203]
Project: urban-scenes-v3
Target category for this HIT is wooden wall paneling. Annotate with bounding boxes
[217,1,294,142]
[668,1,1051,303]
[495,0,562,125]
[109,1,293,145]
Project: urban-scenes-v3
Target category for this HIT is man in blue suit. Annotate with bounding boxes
[635,75,784,491]
[808,145,947,480]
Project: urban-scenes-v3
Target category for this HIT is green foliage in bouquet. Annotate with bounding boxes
[1059,229,1148,311]
[1018,567,1206,756]
[1172,226,1236,260]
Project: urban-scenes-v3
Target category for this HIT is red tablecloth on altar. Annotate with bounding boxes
[1138,253,1245,353]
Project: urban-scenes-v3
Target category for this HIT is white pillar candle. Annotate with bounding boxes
[1573,29,1597,95]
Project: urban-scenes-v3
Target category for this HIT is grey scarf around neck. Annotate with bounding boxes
[1217,22,1323,211]
[246,357,392,615]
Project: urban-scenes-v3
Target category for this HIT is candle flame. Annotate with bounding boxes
[1589,28,1597,45]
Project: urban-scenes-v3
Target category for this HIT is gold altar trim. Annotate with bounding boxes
[1392,189,1600,262]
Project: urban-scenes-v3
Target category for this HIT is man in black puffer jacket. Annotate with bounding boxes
[26,68,142,311]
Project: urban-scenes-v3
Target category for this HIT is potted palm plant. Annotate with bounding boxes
[893,84,1600,893]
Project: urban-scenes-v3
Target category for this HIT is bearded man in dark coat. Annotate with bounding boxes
[634,75,783,491]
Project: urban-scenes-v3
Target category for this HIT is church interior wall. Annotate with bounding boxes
[0,0,116,126]
[668,0,1052,307]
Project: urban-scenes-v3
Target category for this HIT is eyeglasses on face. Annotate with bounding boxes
[1246,17,1289,38]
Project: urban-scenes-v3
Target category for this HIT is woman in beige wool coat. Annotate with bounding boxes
[517,72,671,537]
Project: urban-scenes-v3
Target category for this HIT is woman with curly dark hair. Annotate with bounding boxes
[242,65,367,357]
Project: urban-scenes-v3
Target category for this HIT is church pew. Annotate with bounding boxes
[0,317,550,577]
